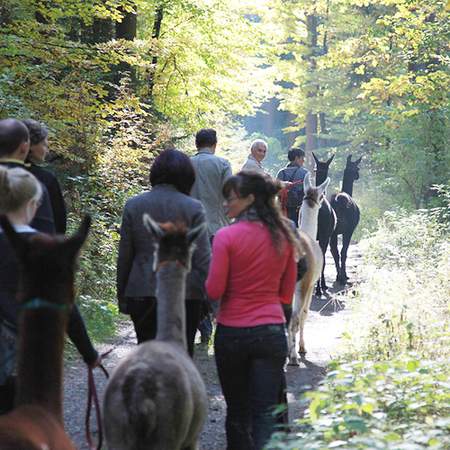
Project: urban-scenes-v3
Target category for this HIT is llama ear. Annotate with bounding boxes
[355,156,362,165]
[64,215,91,257]
[346,154,353,163]
[317,177,330,195]
[303,172,312,192]
[143,213,164,240]
[326,154,335,165]
[187,222,207,246]
[312,152,319,165]
[0,215,27,257]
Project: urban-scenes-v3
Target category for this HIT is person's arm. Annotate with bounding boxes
[188,206,211,297]
[279,246,297,304]
[31,185,55,234]
[47,176,67,234]
[219,160,232,226]
[223,160,232,182]
[116,205,134,314]
[66,305,99,366]
[205,232,230,301]
[276,169,285,181]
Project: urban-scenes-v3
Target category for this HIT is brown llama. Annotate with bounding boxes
[103,215,207,450]
[288,173,329,364]
[0,215,91,450]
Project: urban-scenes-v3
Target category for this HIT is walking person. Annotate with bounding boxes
[206,171,299,450]
[190,128,232,239]
[190,128,232,343]
[0,118,55,233]
[0,166,99,414]
[241,139,268,173]
[117,149,210,356]
[276,147,309,227]
[22,119,67,234]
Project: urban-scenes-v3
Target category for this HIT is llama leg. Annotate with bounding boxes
[340,232,352,283]
[321,238,330,292]
[298,284,314,354]
[315,239,327,297]
[288,282,301,366]
[330,233,340,282]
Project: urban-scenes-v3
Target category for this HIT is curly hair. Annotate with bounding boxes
[22,119,48,146]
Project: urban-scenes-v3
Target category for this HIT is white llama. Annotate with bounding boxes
[288,173,330,365]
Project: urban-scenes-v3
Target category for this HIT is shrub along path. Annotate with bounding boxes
[63,244,362,449]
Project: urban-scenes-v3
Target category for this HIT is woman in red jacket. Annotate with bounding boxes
[206,171,299,450]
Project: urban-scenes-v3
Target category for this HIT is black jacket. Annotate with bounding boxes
[0,231,97,365]
[0,161,55,234]
[28,164,67,234]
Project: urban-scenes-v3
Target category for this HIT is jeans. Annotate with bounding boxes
[214,323,288,450]
[128,297,201,357]
[287,207,299,228]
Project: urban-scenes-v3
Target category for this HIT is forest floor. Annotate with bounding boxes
[64,244,362,449]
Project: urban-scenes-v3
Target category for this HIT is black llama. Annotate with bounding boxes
[312,152,336,297]
[330,154,361,284]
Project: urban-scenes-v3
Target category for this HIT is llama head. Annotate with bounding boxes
[312,152,335,184]
[143,214,205,272]
[303,172,330,209]
[0,215,91,306]
[345,154,362,181]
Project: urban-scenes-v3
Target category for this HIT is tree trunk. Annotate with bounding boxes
[148,6,164,97]
[304,13,319,170]
[115,5,137,87]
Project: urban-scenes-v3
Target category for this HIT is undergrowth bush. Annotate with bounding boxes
[268,190,450,449]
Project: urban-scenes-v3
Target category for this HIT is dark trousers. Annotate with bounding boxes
[287,207,299,228]
[214,324,288,450]
[0,377,15,415]
[128,297,201,357]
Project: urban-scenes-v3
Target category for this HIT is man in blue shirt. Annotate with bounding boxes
[276,147,309,227]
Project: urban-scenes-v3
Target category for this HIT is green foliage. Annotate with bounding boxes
[265,0,450,208]
[268,358,450,450]
[268,193,450,449]
[349,206,449,360]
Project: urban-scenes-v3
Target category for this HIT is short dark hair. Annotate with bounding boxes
[0,118,29,157]
[288,147,305,162]
[22,119,48,146]
[150,149,196,195]
[195,129,217,149]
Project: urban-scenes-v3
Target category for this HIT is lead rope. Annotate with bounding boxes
[85,349,112,450]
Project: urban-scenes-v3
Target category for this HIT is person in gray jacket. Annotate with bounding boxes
[241,139,268,173]
[190,129,232,239]
[116,149,211,356]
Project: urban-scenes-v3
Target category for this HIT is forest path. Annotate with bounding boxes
[64,244,362,449]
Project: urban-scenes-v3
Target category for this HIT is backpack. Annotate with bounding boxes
[282,167,304,208]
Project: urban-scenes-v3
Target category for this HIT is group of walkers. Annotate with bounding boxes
[0,119,311,450]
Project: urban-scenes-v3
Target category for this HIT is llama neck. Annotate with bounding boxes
[316,170,328,186]
[342,170,354,196]
[299,204,319,240]
[156,262,187,350]
[16,305,67,422]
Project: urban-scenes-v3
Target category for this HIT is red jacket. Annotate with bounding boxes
[206,221,296,327]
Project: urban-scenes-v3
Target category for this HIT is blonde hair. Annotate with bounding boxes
[0,166,42,214]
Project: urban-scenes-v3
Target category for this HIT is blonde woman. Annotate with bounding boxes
[0,166,99,414]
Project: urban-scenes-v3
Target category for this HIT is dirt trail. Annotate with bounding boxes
[64,244,362,449]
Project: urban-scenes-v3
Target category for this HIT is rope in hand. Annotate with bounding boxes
[279,180,304,217]
[85,348,113,450]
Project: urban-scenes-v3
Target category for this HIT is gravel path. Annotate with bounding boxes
[64,245,362,449]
